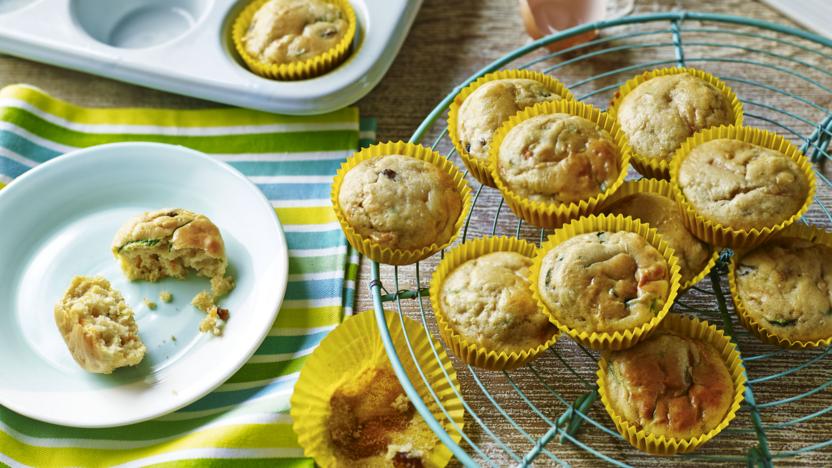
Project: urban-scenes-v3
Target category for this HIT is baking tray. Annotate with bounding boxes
[0,0,421,115]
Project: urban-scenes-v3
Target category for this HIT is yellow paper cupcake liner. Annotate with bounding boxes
[607,67,744,179]
[232,0,357,80]
[489,100,632,229]
[332,141,472,265]
[447,69,575,187]
[598,178,719,291]
[669,125,816,249]
[597,314,747,455]
[729,222,832,349]
[428,236,559,370]
[291,310,465,467]
[529,214,682,350]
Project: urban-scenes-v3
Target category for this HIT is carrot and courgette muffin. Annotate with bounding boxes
[439,251,556,353]
[242,0,348,66]
[734,238,832,342]
[337,154,463,251]
[457,78,563,161]
[604,192,710,285]
[537,231,669,333]
[604,332,734,439]
[113,208,235,335]
[112,208,228,282]
[616,73,734,161]
[496,113,620,203]
[677,139,809,230]
[54,276,146,374]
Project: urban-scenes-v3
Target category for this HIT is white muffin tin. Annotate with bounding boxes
[0,0,421,115]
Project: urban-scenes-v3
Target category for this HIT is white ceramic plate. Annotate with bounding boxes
[0,142,288,427]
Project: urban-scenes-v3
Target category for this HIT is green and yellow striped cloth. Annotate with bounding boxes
[0,84,373,467]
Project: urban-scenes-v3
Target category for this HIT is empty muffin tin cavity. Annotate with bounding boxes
[71,0,212,49]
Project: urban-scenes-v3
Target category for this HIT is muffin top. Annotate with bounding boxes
[497,113,620,203]
[735,238,832,342]
[678,139,809,230]
[243,0,347,65]
[112,208,225,259]
[457,78,561,160]
[616,73,734,160]
[440,251,556,353]
[338,154,463,251]
[605,192,710,284]
[605,332,734,439]
[538,231,669,333]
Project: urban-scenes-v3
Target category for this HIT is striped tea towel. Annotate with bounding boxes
[0,84,374,467]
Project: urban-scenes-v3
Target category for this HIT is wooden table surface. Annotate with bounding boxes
[2,0,831,466]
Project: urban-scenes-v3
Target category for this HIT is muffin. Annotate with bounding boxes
[603,332,734,440]
[54,276,146,374]
[242,0,348,66]
[733,237,832,343]
[112,208,228,282]
[615,72,735,162]
[496,113,620,203]
[677,138,810,230]
[337,154,463,251]
[604,185,711,286]
[537,231,669,334]
[458,78,564,162]
[233,0,355,79]
[439,251,556,354]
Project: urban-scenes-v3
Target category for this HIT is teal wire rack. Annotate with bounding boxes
[370,11,832,467]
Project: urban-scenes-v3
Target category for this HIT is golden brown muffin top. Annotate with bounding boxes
[736,237,832,342]
[678,139,809,230]
[497,113,620,203]
[605,333,734,439]
[605,192,710,284]
[538,231,669,333]
[243,0,347,65]
[338,155,463,251]
[457,78,561,160]
[440,251,556,353]
[616,73,734,160]
[111,208,225,258]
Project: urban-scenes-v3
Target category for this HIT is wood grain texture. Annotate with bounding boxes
[0,0,830,466]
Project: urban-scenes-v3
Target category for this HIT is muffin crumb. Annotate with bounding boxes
[159,291,173,303]
[143,298,157,310]
[191,290,214,313]
[199,306,227,336]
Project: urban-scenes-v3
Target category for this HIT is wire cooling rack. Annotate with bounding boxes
[370,11,832,467]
